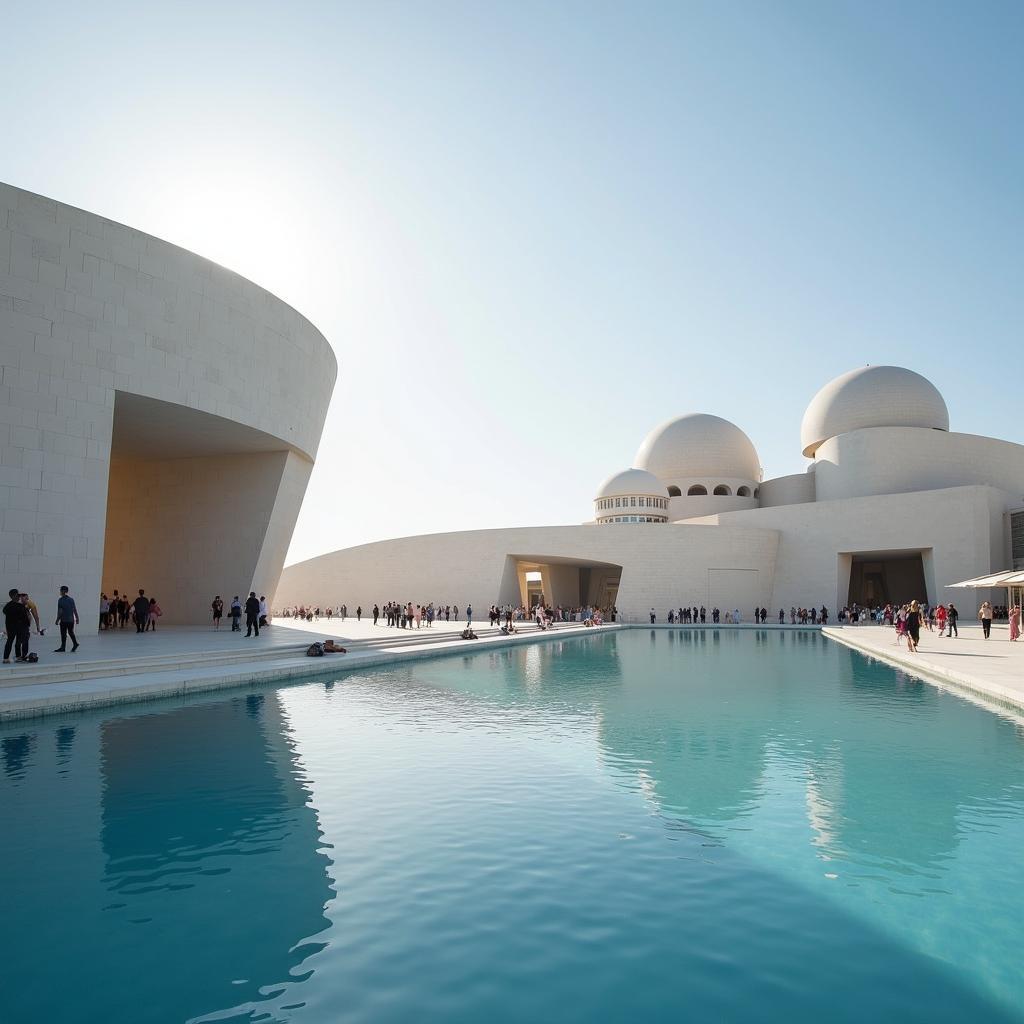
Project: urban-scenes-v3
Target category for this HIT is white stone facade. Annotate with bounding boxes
[279,365,1022,618]
[0,183,336,627]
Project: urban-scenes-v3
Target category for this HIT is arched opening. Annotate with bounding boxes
[687,484,707,496]
[737,485,751,497]
[667,485,681,497]
[713,484,732,496]
[753,487,760,499]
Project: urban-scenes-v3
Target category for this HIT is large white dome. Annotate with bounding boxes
[801,365,949,457]
[634,414,761,483]
[595,467,667,499]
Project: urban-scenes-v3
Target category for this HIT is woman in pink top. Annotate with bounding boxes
[147,598,162,631]
[1010,603,1021,642]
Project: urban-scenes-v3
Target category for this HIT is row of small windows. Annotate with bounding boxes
[596,496,668,511]
[666,484,758,498]
[598,515,668,524]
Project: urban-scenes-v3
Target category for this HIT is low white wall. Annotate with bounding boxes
[276,523,781,623]
[758,472,815,508]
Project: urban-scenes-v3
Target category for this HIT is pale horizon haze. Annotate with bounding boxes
[2,1,1021,565]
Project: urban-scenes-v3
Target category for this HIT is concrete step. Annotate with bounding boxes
[0,644,310,688]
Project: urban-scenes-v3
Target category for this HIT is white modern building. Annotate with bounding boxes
[0,183,336,628]
[279,365,1024,618]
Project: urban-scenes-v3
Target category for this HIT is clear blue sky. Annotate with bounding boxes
[3,1,1021,563]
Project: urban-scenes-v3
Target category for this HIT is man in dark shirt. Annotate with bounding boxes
[133,590,150,634]
[244,591,261,637]
[947,603,959,638]
[54,585,80,653]
[4,588,30,663]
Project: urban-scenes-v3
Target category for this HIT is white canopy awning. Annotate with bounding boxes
[948,570,1024,588]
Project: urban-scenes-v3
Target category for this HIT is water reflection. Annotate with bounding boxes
[584,630,1024,872]
[2,732,35,779]
[1,692,334,1024]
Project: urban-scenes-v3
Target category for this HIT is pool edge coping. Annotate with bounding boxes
[0,624,625,722]
[822,626,1024,717]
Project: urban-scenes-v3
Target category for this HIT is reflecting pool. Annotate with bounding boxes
[3,629,1023,1022]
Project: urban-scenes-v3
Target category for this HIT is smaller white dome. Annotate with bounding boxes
[801,365,948,457]
[595,467,667,500]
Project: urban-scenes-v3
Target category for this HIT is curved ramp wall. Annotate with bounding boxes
[0,183,336,627]
[277,523,781,623]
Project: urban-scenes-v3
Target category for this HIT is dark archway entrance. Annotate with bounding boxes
[847,552,927,606]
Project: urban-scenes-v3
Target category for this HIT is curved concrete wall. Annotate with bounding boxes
[277,523,781,623]
[0,182,336,627]
[758,472,816,508]
[814,427,1024,504]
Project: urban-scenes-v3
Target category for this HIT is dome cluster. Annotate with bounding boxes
[594,365,950,525]
[594,413,761,524]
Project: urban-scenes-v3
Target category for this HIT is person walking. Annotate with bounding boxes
[1009,602,1021,642]
[947,602,959,637]
[3,588,30,663]
[54,585,80,653]
[133,590,149,634]
[905,600,922,653]
[244,592,261,637]
[978,600,993,640]
[230,596,242,631]
[356,605,362,622]
[147,597,161,631]
[372,603,379,625]
[259,595,269,627]
[212,596,224,629]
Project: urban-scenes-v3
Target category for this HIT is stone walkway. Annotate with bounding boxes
[0,619,614,721]
[823,622,1024,710]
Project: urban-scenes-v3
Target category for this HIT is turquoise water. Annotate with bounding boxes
[3,629,1024,1023]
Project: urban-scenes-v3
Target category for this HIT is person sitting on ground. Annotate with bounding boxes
[460,628,478,640]
[306,639,347,656]
[500,623,517,635]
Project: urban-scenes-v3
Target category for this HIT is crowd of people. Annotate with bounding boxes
[211,594,269,636]
[281,601,617,632]
[99,590,163,633]
[5,583,1019,668]
[652,606,831,624]
[1,585,279,666]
